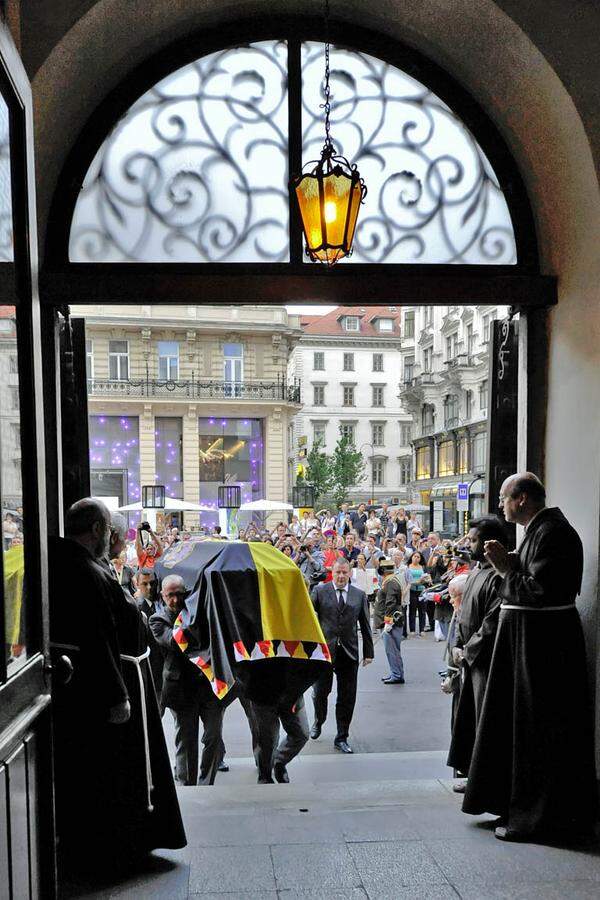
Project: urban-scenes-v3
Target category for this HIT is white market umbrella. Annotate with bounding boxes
[117,498,216,512]
[238,499,294,512]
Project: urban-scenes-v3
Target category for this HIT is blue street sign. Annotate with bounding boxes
[457,482,469,511]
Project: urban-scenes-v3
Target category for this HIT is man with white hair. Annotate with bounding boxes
[150,574,226,785]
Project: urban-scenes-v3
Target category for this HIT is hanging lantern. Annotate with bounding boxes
[290,1,367,266]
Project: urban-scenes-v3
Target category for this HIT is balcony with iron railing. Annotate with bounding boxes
[87,374,302,404]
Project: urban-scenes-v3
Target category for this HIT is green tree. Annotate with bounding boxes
[304,440,331,508]
[329,434,366,508]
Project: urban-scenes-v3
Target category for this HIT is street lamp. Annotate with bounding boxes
[360,442,375,506]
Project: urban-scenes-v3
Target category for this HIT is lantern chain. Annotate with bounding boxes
[320,0,334,160]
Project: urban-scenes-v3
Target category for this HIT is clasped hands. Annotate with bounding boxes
[484,540,518,575]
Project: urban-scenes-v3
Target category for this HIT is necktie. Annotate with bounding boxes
[337,590,345,611]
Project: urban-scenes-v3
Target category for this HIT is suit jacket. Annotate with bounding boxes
[312,581,374,663]
[149,605,217,711]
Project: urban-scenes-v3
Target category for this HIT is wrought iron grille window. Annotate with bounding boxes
[70,40,517,265]
[372,353,383,372]
[343,352,355,371]
[372,423,385,446]
[313,351,325,370]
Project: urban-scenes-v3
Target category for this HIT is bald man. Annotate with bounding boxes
[150,575,226,786]
[462,473,596,844]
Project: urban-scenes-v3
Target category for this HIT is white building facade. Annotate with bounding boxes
[289,307,413,505]
[398,304,508,535]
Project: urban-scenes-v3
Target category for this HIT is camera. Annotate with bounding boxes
[139,521,151,532]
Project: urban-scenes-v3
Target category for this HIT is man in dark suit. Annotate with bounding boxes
[133,567,165,705]
[310,557,374,753]
[149,574,225,785]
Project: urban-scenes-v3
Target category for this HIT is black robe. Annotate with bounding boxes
[50,538,186,865]
[462,508,597,839]
[447,563,502,775]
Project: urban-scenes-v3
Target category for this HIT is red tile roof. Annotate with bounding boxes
[301,305,402,336]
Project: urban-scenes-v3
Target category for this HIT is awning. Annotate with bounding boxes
[429,479,486,500]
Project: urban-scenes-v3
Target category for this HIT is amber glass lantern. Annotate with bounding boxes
[293,146,366,265]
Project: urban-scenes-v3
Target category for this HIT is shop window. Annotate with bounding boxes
[438,440,456,476]
[416,445,431,480]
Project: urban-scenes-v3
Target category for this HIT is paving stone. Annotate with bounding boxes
[363,885,460,900]
[189,845,276,894]
[401,800,498,842]
[189,894,277,899]
[426,838,551,886]
[457,881,600,900]
[347,840,448,887]
[271,842,362,890]
[262,809,345,844]
[182,811,271,846]
[277,890,368,899]
[337,807,416,842]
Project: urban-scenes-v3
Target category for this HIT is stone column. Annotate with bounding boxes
[139,403,156,494]
[264,406,285,528]
[182,404,199,530]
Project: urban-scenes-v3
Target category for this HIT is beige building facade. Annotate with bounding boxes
[71,304,303,529]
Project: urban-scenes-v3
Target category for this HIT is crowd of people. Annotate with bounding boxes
[48,472,598,876]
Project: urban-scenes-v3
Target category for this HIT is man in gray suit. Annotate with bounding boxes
[310,557,374,753]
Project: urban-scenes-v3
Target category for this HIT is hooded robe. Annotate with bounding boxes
[462,508,596,839]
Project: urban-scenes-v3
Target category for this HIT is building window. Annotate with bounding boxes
[446,333,458,360]
[465,389,473,420]
[340,423,356,444]
[313,422,326,445]
[372,459,385,486]
[423,347,433,373]
[421,403,435,434]
[466,323,474,356]
[372,385,384,407]
[424,306,433,326]
[313,351,325,370]
[482,314,491,342]
[8,354,18,374]
[472,432,487,473]
[313,385,325,406]
[343,352,355,371]
[108,340,129,380]
[400,423,412,446]
[416,445,432,480]
[198,418,264,525]
[86,339,94,382]
[344,316,360,332]
[10,387,19,410]
[404,310,415,338]
[343,385,355,406]
[372,353,383,372]
[372,423,385,447]
[399,458,411,485]
[158,340,180,380]
[438,439,456,476]
[377,318,393,332]
[403,356,414,382]
[458,436,469,473]
[88,415,141,506]
[479,379,488,410]
[444,394,459,428]
[223,342,243,389]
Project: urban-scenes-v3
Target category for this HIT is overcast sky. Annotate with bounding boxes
[285,305,337,315]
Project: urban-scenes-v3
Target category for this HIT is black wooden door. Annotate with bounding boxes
[0,22,56,900]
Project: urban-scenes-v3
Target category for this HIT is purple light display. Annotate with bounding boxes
[88,415,141,522]
[155,417,183,499]
[198,417,263,529]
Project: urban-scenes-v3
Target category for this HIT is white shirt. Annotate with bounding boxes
[333,583,349,605]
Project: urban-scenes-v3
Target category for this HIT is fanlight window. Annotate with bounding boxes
[69,41,516,265]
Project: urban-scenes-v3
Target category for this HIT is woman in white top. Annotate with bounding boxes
[351,552,379,601]
[365,509,382,541]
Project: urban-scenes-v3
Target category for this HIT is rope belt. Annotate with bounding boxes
[500,604,576,612]
[121,646,154,812]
